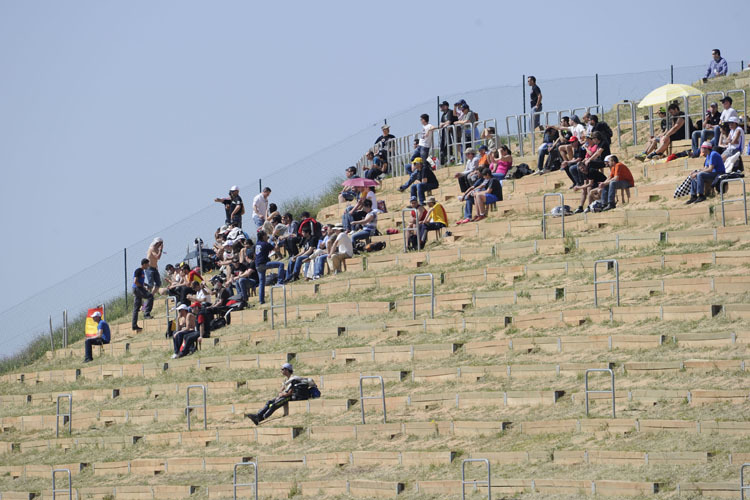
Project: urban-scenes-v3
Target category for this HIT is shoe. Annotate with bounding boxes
[568,184,577,190]
[694,195,707,203]
[456,218,471,225]
[634,153,646,162]
[646,152,659,159]
[573,207,583,214]
[171,353,178,359]
[583,207,591,213]
[245,413,260,425]
[602,203,615,211]
[398,186,406,192]
[143,313,153,320]
[473,214,486,222]
[132,326,143,332]
[685,196,697,205]
[83,358,92,363]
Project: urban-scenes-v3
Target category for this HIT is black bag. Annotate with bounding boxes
[712,172,744,194]
[209,316,226,331]
[365,241,386,252]
[513,163,533,179]
[544,148,562,171]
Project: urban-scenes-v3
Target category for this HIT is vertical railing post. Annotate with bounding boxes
[49,315,55,351]
[269,284,287,328]
[56,394,72,437]
[52,468,72,500]
[412,273,435,320]
[233,461,258,500]
[124,247,128,309]
[461,458,491,500]
[401,208,421,253]
[585,368,615,419]
[593,259,620,307]
[542,193,565,239]
[359,375,386,424]
[741,463,750,500]
[186,384,207,431]
[720,178,747,227]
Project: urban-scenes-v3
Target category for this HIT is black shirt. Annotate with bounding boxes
[530,84,541,108]
[486,178,503,199]
[374,133,395,152]
[706,111,721,126]
[418,164,439,186]
[573,147,586,160]
[585,168,607,186]
[440,109,457,125]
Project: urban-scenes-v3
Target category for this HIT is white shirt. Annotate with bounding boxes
[418,124,435,148]
[720,108,738,122]
[365,189,377,208]
[335,232,353,257]
[569,124,586,140]
[461,156,479,175]
[252,193,268,218]
[727,126,745,153]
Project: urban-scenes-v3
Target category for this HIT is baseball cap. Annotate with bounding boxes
[440,100,450,107]
[381,124,390,130]
[91,311,102,318]
[701,141,713,149]
[658,107,666,113]
[176,304,190,312]
[230,185,239,192]
[465,148,477,155]
[412,157,423,163]
[410,196,418,202]
[281,362,293,372]
[604,155,614,162]
[569,136,579,143]
[478,145,488,151]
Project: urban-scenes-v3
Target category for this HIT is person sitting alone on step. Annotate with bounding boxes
[245,363,319,425]
[83,310,110,363]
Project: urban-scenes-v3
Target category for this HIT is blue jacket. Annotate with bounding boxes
[705,58,728,79]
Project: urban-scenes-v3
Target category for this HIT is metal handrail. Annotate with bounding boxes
[359,375,386,424]
[186,384,207,431]
[585,368,615,418]
[593,259,620,307]
[541,193,565,239]
[741,463,750,499]
[401,208,421,253]
[233,461,258,500]
[720,178,747,227]
[52,468,72,500]
[412,273,435,320]
[615,102,637,147]
[461,458,491,500]
[56,394,72,437]
[269,284,287,328]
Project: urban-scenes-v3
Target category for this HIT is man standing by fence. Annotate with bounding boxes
[528,76,543,131]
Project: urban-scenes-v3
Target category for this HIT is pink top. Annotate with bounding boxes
[491,160,512,175]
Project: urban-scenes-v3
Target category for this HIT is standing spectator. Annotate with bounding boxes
[132,258,153,332]
[686,142,725,204]
[528,76,543,131]
[703,49,728,81]
[454,103,478,151]
[214,186,244,227]
[438,100,457,164]
[410,114,437,164]
[596,155,635,212]
[145,238,163,295]
[411,155,440,205]
[255,230,286,305]
[327,225,353,274]
[419,196,448,246]
[374,124,395,165]
[83,310,110,363]
[691,102,722,157]
[252,187,272,229]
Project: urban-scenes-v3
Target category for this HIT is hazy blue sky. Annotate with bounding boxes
[0,0,747,349]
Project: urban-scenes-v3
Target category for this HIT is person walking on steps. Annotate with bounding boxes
[244,363,318,425]
[132,258,154,332]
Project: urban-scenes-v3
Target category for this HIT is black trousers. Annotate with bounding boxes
[84,338,107,360]
[256,395,292,421]
[132,287,153,328]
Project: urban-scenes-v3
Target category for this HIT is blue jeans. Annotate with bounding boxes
[569,163,583,186]
[313,254,328,277]
[410,146,430,163]
[710,125,721,148]
[537,143,550,171]
[601,180,630,205]
[145,267,161,288]
[286,254,309,281]
[237,277,257,301]
[492,173,506,181]
[463,196,475,219]
[690,171,718,196]
[258,262,285,304]
[410,181,439,204]
[692,129,716,156]
[252,214,265,229]
[352,228,374,243]
[342,206,360,231]
[529,104,542,130]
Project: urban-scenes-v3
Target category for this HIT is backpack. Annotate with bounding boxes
[588,200,605,213]
[365,241,386,252]
[598,121,613,142]
[291,377,319,401]
[712,172,744,194]
[165,319,176,338]
[512,163,533,179]
[550,205,573,217]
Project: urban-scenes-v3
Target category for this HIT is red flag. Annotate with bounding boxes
[85,307,104,338]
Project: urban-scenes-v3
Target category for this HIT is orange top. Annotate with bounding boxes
[610,163,634,187]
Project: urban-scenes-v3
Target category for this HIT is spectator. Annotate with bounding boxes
[637,103,689,160]
[560,136,586,188]
[399,157,425,192]
[686,141,725,204]
[245,363,317,425]
[590,115,613,144]
[412,113,437,164]
[454,147,479,192]
[307,224,332,280]
[480,127,497,151]
[234,260,258,305]
[342,187,376,230]
[327,225,353,274]
[132,258,153,332]
[255,230,286,305]
[572,161,607,213]
[703,49,728,81]
[419,196,448,246]
[711,97,738,148]
[713,123,731,154]
[454,103,478,149]
[407,196,426,231]
[556,115,586,161]
[350,198,379,243]
[691,102,722,157]
[583,131,610,171]
[284,226,318,283]
[168,279,201,307]
[374,124,395,165]
[528,76,543,131]
[477,145,491,168]
[277,212,300,257]
[171,304,198,359]
[298,211,323,242]
[595,155,635,212]
[145,238,163,294]
[723,116,745,159]
[214,186,244,228]
[83,310,110,363]
[490,145,513,180]
[456,168,492,224]
[338,167,360,203]
[536,126,559,172]
[252,187,272,229]
[410,154,440,205]
[363,152,385,180]
[438,100,457,164]
[472,168,503,221]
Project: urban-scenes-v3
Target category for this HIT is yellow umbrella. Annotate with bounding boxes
[637,83,703,108]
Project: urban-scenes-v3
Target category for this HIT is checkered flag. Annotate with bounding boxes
[673,175,692,198]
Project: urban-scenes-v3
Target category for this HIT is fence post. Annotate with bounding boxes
[49,315,54,351]
[670,65,674,84]
[124,248,128,309]
[258,179,261,193]
[521,74,526,134]
[595,73,599,105]
[233,461,258,500]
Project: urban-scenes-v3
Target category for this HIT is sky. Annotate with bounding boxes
[0,0,747,354]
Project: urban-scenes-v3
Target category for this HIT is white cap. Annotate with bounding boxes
[604,155,615,162]
[230,185,239,191]
[152,237,163,245]
[281,362,293,372]
[91,311,102,318]
[176,304,190,312]
[223,240,234,247]
[727,116,740,124]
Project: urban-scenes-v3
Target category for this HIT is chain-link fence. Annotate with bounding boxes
[1,60,745,358]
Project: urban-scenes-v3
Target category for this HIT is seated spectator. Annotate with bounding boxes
[277,212,300,257]
[171,304,199,359]
[307,224,333,280]
[477,145,491,168]
[284,226,318,283]
[722,116,744,159]
[490,145,513,180]
[572,162,606,213]
[713,123,731,154]
[590,115,613,144]
[406,196,426,250]
[560,136,586,188]
[712,97,738,148]
[589,155,635,212]
[327,225,353,274]
[456,168,492,224]
[399,157,425,192]
[261,206,279,237]
[255,230,285,305]
[419,196,448,246]
[471,168,503,221]
[582,131,610,171]
[536,126,560,172]
[454,147,479,192]
[168,279,202,306]
[339,167,360,202]
[83,310,110,363]
[342,187,376,230]
[350,198,379,243]
[374,124,395,165]
[245,363,317,425]
[703,49,728,81]
[480,126,497,151]
[637,103,691,160]
[410,156,439,205]
[555,115,586,161]
[691,102,722,156]
[686,142,725,204]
